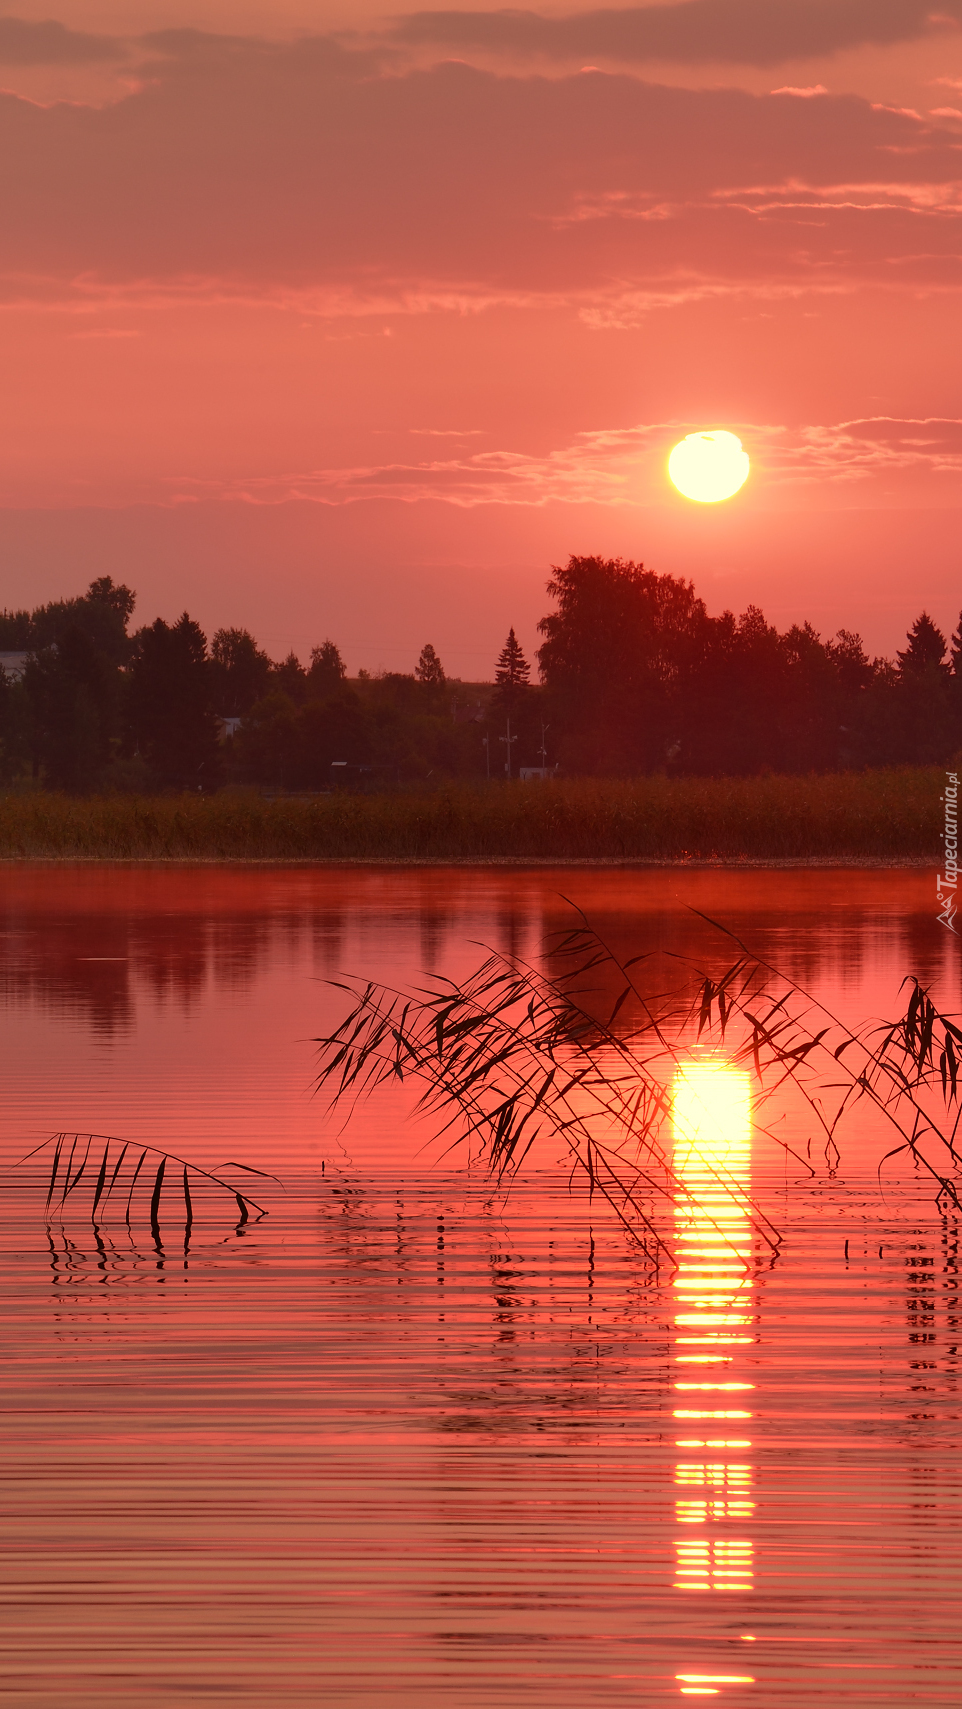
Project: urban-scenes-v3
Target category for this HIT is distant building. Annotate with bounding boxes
[0,651,30,681]
[330,761,401,792]
[519,765,561,783]
[216,716,243,741]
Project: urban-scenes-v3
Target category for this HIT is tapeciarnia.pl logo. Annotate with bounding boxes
[938,771,959,934]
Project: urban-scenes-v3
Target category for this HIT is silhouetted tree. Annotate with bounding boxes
[367,671,420,713]
[237,684,372,789]
[704,605,790,773]
[537,556,710,773]
[535,559,929,776]
[128,613,220,787]
[1,575,134,665]
[210,627,272,716]
[297,687,372,786]
[24,625,117,790]
[826,629,875,692]
[415,643,446,688]
[9,563,962,791]
[27,579,135,665]
[0,665,22,779]
[0,607,31,649]
[493,627,530,710]
[947,614,962,733]
[271,651,309,704]
[888,613,954,762]
[495,628,529,688]
[87,576,136,628]
[0,578,136,788]
[307,640,347,699]
[234,691,300,788]
[897,612,947,675]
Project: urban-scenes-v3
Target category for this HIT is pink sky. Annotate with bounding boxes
[1,2,961,674]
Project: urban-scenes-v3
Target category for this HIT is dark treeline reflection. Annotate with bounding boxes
[0,867,348,1036]
[543,876,954,1025]
[0,865,949,1040]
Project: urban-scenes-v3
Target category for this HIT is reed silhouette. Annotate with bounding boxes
[314,909,962,1261]
[17,1132,276,1236]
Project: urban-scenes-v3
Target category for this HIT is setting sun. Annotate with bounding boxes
[668,431,750,503]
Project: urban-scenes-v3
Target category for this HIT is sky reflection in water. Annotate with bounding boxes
[0,862,953,1174]
[0,865,958,1705]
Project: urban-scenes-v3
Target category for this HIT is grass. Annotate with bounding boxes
[0,768,941,861]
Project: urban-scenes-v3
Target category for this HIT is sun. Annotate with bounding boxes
[668,430,750,503]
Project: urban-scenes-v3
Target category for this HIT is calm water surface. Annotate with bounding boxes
[0,864,958,1706]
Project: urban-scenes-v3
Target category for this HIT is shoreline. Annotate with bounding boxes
[0,854,935,868]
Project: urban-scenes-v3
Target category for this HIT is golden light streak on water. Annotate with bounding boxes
[677,1676,757,1699]
[672,1064,755,1694]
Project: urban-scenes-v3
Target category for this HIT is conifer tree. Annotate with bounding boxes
[494,628,530,708]
[897,612,947,675]
[128,612,220,786]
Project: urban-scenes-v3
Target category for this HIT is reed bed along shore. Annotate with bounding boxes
[0,769,940,861]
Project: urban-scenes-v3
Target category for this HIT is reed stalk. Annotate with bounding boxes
[314,909,962,1258]
[21,1132,276,1234]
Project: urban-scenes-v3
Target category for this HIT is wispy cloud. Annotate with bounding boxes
[389,2,962,68]
[2,4,961,76]
[163,418,962,508]
[0,17,124,66]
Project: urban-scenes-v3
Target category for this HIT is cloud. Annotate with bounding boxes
[163,418,962,508]
[389,2,962,68]
[1,5,959,76]
[824,416,962,459]
[0,41,960,321]
[0,16,124,65]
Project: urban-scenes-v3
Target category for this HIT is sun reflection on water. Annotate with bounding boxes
[672,1063,756,1689]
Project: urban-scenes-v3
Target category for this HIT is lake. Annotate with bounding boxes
[0,863,958,1706]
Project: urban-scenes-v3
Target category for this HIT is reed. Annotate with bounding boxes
[0,767,941,859]
[17,1131,276,1238]
[313,909,962,1259]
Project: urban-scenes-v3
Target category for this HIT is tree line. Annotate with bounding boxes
[0,558,957,791]
[538,556,962,775]
[0,580,527,790]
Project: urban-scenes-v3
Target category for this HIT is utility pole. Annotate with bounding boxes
[499,716,517,780]
[482,733,490,780]
[538,721,549,768]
